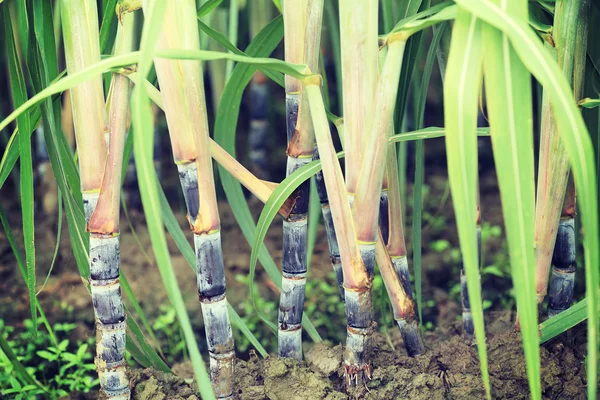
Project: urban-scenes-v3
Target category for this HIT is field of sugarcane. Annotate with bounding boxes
[0,0,599,399]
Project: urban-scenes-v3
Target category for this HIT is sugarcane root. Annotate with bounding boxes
[343,363,372,388]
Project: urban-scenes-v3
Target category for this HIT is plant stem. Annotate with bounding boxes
[548,178,577,316]
[353,37,406,276]
[153,2,234,396]
[339,0,378,196]
[279,0,312,360]
[534,0,589,308]
[386,139,413,299]
[375,232,423,356]
[60,0,108,212]
[85,11,134,399]
[313,146,344,299]
[247,0,273,180]
[305,78,371,381]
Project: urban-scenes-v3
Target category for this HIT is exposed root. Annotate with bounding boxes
[343,363,372,389]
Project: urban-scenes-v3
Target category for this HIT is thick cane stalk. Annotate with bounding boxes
[352,35,406,290]
[356,37,424,357]
[60,0,108,218]
[534,0,589,309]
[305,79,372,384]
[339,0,378,196]
[548,178,577,316]
[278,0,312,360]
[153,2,234,397]
[85,13,134,400]
[247,0,273,179]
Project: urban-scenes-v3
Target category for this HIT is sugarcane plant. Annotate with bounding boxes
[151,1,234,396]
[278,0,312,360]
[533,0,589,319]
[61,1,132,397]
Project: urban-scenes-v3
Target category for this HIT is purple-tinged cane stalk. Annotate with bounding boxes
[151,1,234,396]
[86,12,134,400]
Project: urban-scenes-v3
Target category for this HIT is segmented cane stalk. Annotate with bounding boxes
[313,147,344,300]
[86,12,134,399]
[375,232,423,356]
[548,179,577,316]
[304,78,371,384]
[386,140,413,299]
[60,0,108,218]
[534,0,589,308]
[152,1,234,397]
[247,0,273,179]
[278,0,311,360]
[348,35,408,367]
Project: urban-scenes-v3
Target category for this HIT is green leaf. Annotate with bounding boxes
[580,98,600,108]
[197,0,223,19]
[131,1,213,397]
[443,9,490,399]
[412,20,448,325]
[455,1,599,396]
[390,1,456,37]
[539,296,592,343]
[4,3,36,331]
[0,318,45,392]
[99,0,118,53]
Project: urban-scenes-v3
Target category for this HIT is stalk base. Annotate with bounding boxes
[397,319,425,357]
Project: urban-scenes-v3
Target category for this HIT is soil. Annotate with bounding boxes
[0,138,589,399]
[128,322,588,400]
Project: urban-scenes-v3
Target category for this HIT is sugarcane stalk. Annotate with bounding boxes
[247,0,273,178]
[85,12,134,400]
[278,0,311,360]
[386,140,413,299]
[313,146,344,300]
[375,232,423,356]
[548,178,577,316]
[352,35,406,285]
[60,0,108,219]
[352,34,426,361]
[534,0,589,309]
[304,78,372,384]
[152,2,234,397]
[339,0,378,197]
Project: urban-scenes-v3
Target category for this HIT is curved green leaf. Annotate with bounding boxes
[443,9,490,399]
[131,1,213,397]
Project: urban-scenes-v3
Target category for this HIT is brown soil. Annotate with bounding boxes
[129,322,588,400]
